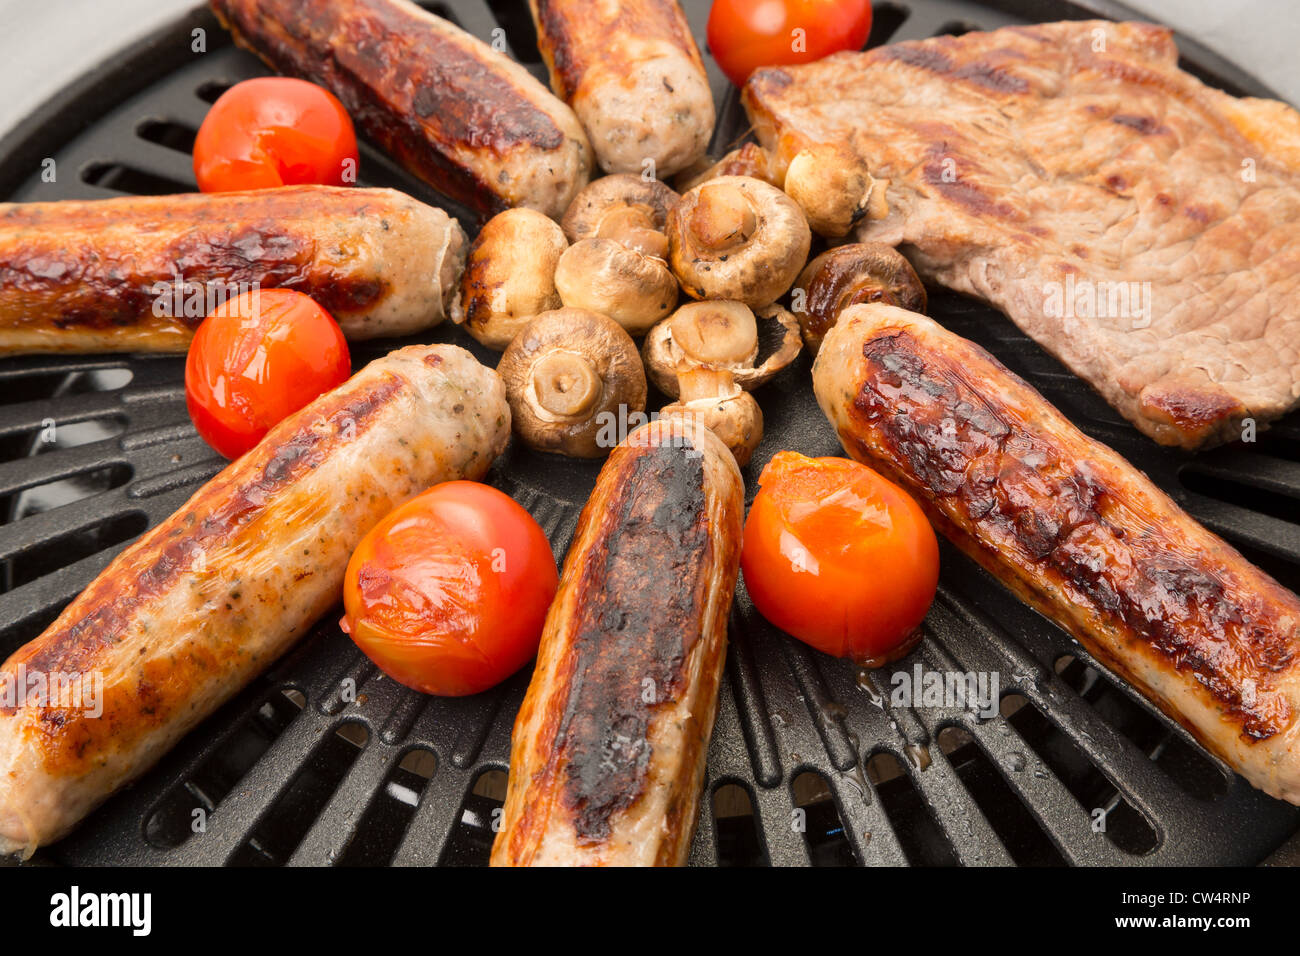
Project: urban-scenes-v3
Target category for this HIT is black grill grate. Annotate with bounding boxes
[2,0,1298,866]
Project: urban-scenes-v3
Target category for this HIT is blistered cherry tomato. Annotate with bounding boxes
[193,77,359,191]
[707,0,874,88]
[341,481,559,697]
[741,450,938,665]
[184,288,351,459]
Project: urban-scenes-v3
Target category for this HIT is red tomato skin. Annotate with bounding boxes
[707,0,873,88]
[342,482,559,697]
[184,288,351,460]
[740,452,938,664]
[193,77,359,192]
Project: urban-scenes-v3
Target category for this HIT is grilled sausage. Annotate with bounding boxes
[0,345,510,857]
[0,186,466,355]
[530,0,715,176]
[813,303,1300,805]
[492,418,744,865]
[210,0,592,220]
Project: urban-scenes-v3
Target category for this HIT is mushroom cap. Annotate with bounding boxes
[457,208,567,350]
[553,238,679,336]
[560,174,681,256]
[784,143,885,238]
[792,244,927,355]
[667,175,811,308]
[497,307,647,458]
[642,300,802,398]
[661,368,763,467]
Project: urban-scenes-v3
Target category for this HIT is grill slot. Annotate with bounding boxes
[227,720,370,867]
[1001,694,1158,856]
[0,0,1295,868]
[791,770,858,866]
[1053,656,1228,803]
[336,747,438,867]
[438,768,507,867]
[712,780,768,866]
[866,751,959,866]
[144,688,306,849]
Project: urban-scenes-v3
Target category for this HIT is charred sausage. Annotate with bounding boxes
[0,344,510,856]
[530,0,715,176]
[813,303,1300,805]
[491,418,744,865]
[210,0,592,220]
[0,186,465,355]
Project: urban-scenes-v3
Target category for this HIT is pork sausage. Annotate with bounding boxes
[0,186,465,355]
[491,417,744,865]
[210,0,593,220]
[530,0,715,176]
[0,344,510,856]
[813,303,1300,805]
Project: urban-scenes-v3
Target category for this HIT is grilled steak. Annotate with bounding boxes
[744,20,1300,450]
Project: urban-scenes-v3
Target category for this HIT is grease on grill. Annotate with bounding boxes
[558,442,708,843]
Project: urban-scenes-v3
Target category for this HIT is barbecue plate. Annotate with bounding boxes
[1,0,1298,866]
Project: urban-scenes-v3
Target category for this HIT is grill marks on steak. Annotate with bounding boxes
[743,20,1300,449]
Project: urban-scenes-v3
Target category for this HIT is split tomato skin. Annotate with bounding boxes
[184,288,351,460]
[342,481,559,697]
[741,451,938,665]
[193,77,359,192]
[707,0,874,88]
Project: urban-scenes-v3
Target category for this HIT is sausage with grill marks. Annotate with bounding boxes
[210,0,593,220]
[491,418,744,865]
[530,0,715,176]
[0,186,466,355]
[813,303,1300,805]
[0,344,510,857]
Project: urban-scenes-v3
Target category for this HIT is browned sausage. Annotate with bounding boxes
[813,303,1300,805]
[492,418,744,865]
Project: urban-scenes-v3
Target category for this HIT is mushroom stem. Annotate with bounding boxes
[677,366,737,403]
[531,351,602,417]
[689,181,757,251]
[596,205,670,259]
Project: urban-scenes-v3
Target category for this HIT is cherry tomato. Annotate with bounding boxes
[193,77,359,192]
[341,482,559,696]
[707,0,874,88]
[741,450,938,665]
[185,288,351,459]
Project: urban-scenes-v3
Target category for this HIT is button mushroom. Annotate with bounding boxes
[642,300,801,398]
[560,174,680,258]
[783,142,889,238]
[553,237,679,336]
[666,175,811,309]
[497,308,647,458]
[455,208,568,350]
[791,243,927,355]
[660,366,763,467]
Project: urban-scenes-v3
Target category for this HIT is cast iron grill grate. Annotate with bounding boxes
[1,0,1297,866]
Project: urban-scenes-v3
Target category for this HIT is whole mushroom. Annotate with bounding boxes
[642,300,801,398]
[553,237,679,336]
[783,142,889,238]
[791,244,927,355]
[497,308,647,458]
[666,175,811,309]
[661,366,763,468]
[456,208,567,350]
[561,174,680,258]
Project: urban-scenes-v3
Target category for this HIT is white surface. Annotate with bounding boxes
[0,0,1297,147]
